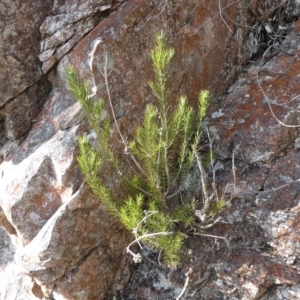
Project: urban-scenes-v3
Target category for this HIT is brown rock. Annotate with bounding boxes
[0,0,253,298]
[0,0,52,104]
[39,1,116,74]
[0,227,39,300]
[216,249,299,299]
[0,206,16,235]
[4,0,300,300]
[42,56,57,74]
[124,24,300,300]
[61,0,244,98]
[53,232,132,299]
[209,34,300,164]
[5,78,52,140]
[0,0,53,141]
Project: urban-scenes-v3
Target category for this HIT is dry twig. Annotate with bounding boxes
[175,268,193,300]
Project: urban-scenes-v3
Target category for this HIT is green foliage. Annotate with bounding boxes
[203,150,215,168]
[158,234,183,267]
[66,31,221,267]
[119,194,144,231]
[208,198,226,215]
[77,135,119,216]
[171,201,195,226]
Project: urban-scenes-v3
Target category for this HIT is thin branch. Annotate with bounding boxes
[175,268,193,300]
[232,151,236,195]
[190,0,254,36]
[102,53,126,145]
[206,127,219,202]
[260,178,300,193]
[219,0,233,33]
[196,216,221,229]
[163,142,171,196]
[193,232,225,239]
[256,62,300,128]
[167,144,195,199]
[127,231,173,263]
[156,0,168,18]
[193,145,211,219]
[101,53,149,175]
[136,211,159,234]
[132,210,159,249]
[158,249,163,265]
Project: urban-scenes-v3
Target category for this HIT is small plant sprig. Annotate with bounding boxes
[66,31,225,267]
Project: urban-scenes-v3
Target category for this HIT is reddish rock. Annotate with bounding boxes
[42,56,57,74]
[216,249,299,299]
[58,0,246,113]
[1,0,300,299]
[0,0,53,141]
[123,24,300,300]
[0,0,52,104]
[209,34,300,164]
[53,233,132,299]
[5,78,52,140]
[39,1,119,73]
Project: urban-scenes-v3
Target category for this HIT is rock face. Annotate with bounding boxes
[0,0,53,141]
[205,30,300,299]
[123,21,300,300]
[1,0,300,299]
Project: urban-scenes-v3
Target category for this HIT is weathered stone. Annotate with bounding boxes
[0,0,256,298]
[0,120,5,149]
[64,0,113,13]
[123,23,300,300]
[52,226,132,299]
[39,1,117,74]
[52,101,85,131]
[0,0,52,105]
[0,129,76,245]
[195,29,300,300]
[23,88,80,150]
[122,254,183,300]
[40,4,112,37]
[42,56,58,74]
[0,140,18,165]
[209,34,300,164]
[5,78,52,140]
[56,0,248,148]
[39,49,56,63]
[216,249,299,299]
[0,227,15,267]
[0,0,54,143]
[0,206,16,235]
[1,0,300,299]
[261,283,300,299]
[0,39,131,297]
[55,19,96,60]
[256,153,300,265]
[16,183,132,298]
[0,228,39,300]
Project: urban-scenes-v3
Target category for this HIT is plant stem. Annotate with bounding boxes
[193,145,210,218]
[102,52,147,177]
[175,268,193,300]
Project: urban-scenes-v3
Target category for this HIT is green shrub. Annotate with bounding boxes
[66,31,223,267]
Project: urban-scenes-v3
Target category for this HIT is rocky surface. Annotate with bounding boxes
[1,0,300,299]
[122,20,300,300]
[0,0,53,141]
